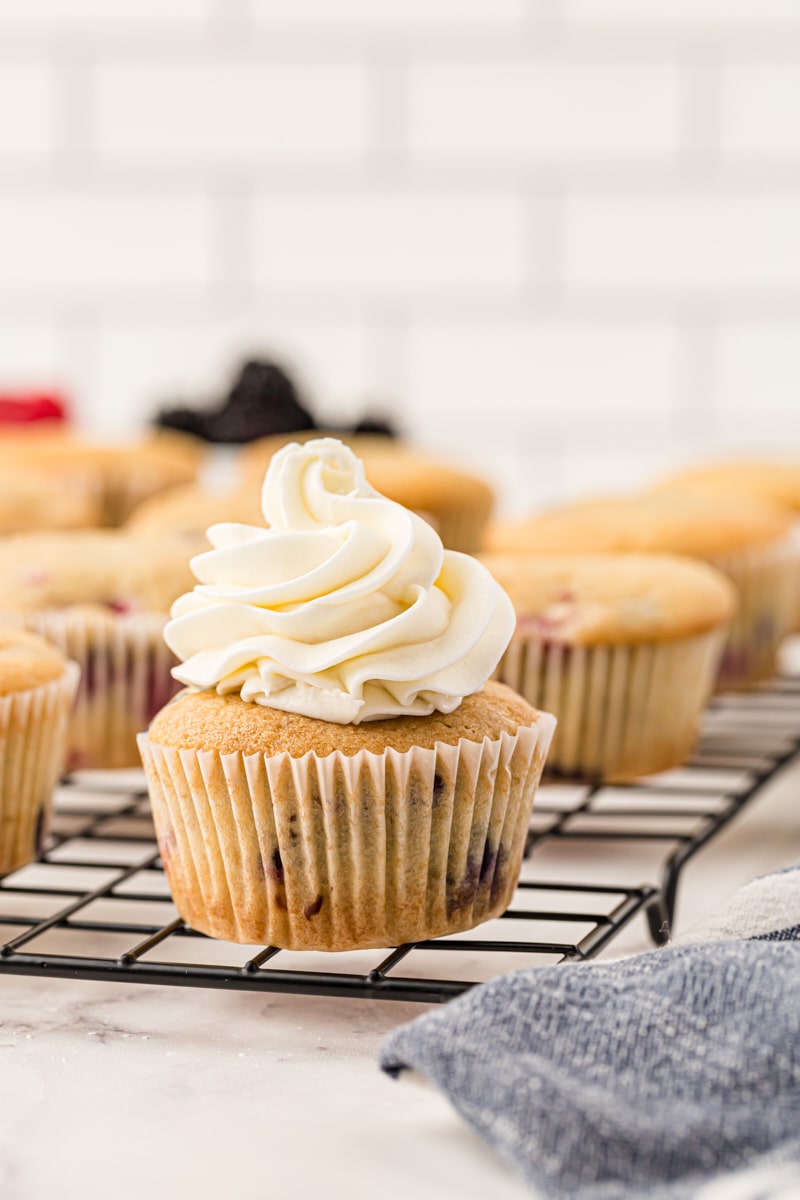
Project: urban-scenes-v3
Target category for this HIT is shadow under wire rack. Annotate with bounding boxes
[0,673,798,1005]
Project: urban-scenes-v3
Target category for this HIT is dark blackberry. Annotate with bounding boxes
[154,358,315,445]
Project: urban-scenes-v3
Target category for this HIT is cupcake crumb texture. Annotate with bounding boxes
[148,680,540,758]
[0,627,66,696]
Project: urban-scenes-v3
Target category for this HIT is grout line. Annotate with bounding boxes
[56,316,99,428]
[522,187,566,304]
[2,26,800,61]
[3,163,800,195]
[672,310,719,436]
[678,62,723,180]
[50,44,93,180]
[3,290,800,325]
[364,51,408,182]
[364,310,410,428]
[210,185,256,305]
[206,0,252,44]
[524,0,565,45]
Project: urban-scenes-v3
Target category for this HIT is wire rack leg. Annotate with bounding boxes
[646,893,671,946]
[658,845,691,943]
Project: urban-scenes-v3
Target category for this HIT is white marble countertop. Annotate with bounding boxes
[2,717,800,1200]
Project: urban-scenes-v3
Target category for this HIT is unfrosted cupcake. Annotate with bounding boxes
[659,460,800,511]
[656,461,800,632]
[238,433,494,553]
[0,532,195,768]
[0,466,102,533]
[0,628,79,874]
[139,438,555,951]
[0,431,203,527]
[487,492,795,688]
[126,483,262,541]
[481,553,735,781]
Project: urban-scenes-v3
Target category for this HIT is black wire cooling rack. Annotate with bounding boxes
[1,674,799,1004]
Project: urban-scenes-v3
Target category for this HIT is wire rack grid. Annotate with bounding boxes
[0,674,798,1005]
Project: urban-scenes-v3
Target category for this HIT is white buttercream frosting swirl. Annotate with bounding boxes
[165,438,514,724]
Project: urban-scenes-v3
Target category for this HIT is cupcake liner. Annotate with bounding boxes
[709,536,797,688]
[5,610,180,770]
[0,662,79,875]
[435,506,491,555]
[788,521,800,632]
[138,717,555,951]
[497,630,725,782]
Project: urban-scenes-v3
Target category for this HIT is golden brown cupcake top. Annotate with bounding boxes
[0,432,203,526]
[361,448,494,520]
[140,429,206,475]
[0,531,195,614]
[0,626,67,696]
[656,461,800,512]
[0,467,102,532]
[126,483,263,537]
[238,431,404,481]
[238,433,495,520]
[147,680,541,758]
[480,553,736,645]
[0,431,198,478]
[486,491,793,558]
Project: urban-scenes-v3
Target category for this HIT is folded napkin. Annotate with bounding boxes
[380,864,800,1200]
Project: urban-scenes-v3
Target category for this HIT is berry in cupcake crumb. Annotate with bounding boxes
[303,895,324,919]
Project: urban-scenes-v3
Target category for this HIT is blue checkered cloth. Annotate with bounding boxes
[379,865,800,1199]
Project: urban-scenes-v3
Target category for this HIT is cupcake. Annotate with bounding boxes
[0,532,195,769]
[0,628,79,874]
[238,433,494,553]
[0,431,203,527]
[0,465,102,532]
[487,492,795,689]
[138,437,555,950]
[659,460,800,511]
[126,483,262,541]
[481,553,735,781]
[656,461,800,632]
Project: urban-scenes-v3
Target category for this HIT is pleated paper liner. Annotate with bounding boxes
[784,521,800,633]
[3,610,180,770]
[0,662,80,875]
[709,535,797,688]
[434,504,493,555]
[497,629,726,782]
[138,716,556,952]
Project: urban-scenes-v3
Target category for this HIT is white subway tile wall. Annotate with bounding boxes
[0,1,208,31]
[0,193,213,295]
[0,63,54,160]
[565,195,800,288]
[94,63,368,162]
[253,192,526,292]
[721,67,800,155]
[564,1,800,24]
[408,64,682,160]
[0,0,797,512]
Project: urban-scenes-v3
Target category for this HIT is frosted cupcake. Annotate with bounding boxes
[0,532,194,769]
[482,554,735,781]
[487,492,795,688]
[238,433,494,553]
[139,438,555,951]
[0,628,79,874]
